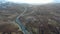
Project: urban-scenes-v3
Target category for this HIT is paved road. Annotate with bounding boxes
[15,16,32,34]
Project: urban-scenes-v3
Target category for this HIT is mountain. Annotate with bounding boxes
[19,3,60,34]
[0,2,60,34]
[0,2,33,34]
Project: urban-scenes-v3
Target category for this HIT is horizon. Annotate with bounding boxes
[7,0,53,4]
[0,0,60,4]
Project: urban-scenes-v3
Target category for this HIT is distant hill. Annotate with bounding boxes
[0,2,33,21]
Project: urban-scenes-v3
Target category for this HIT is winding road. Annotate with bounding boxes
[15,15,32,34]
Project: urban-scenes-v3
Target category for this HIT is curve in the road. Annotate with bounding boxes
[15,16,32,34]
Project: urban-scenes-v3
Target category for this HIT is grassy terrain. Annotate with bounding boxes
[0,2,60,34]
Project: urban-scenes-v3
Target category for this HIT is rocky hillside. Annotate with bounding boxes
[0,2,33,34]
[19,3,60,34]
[0,2,60,34]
